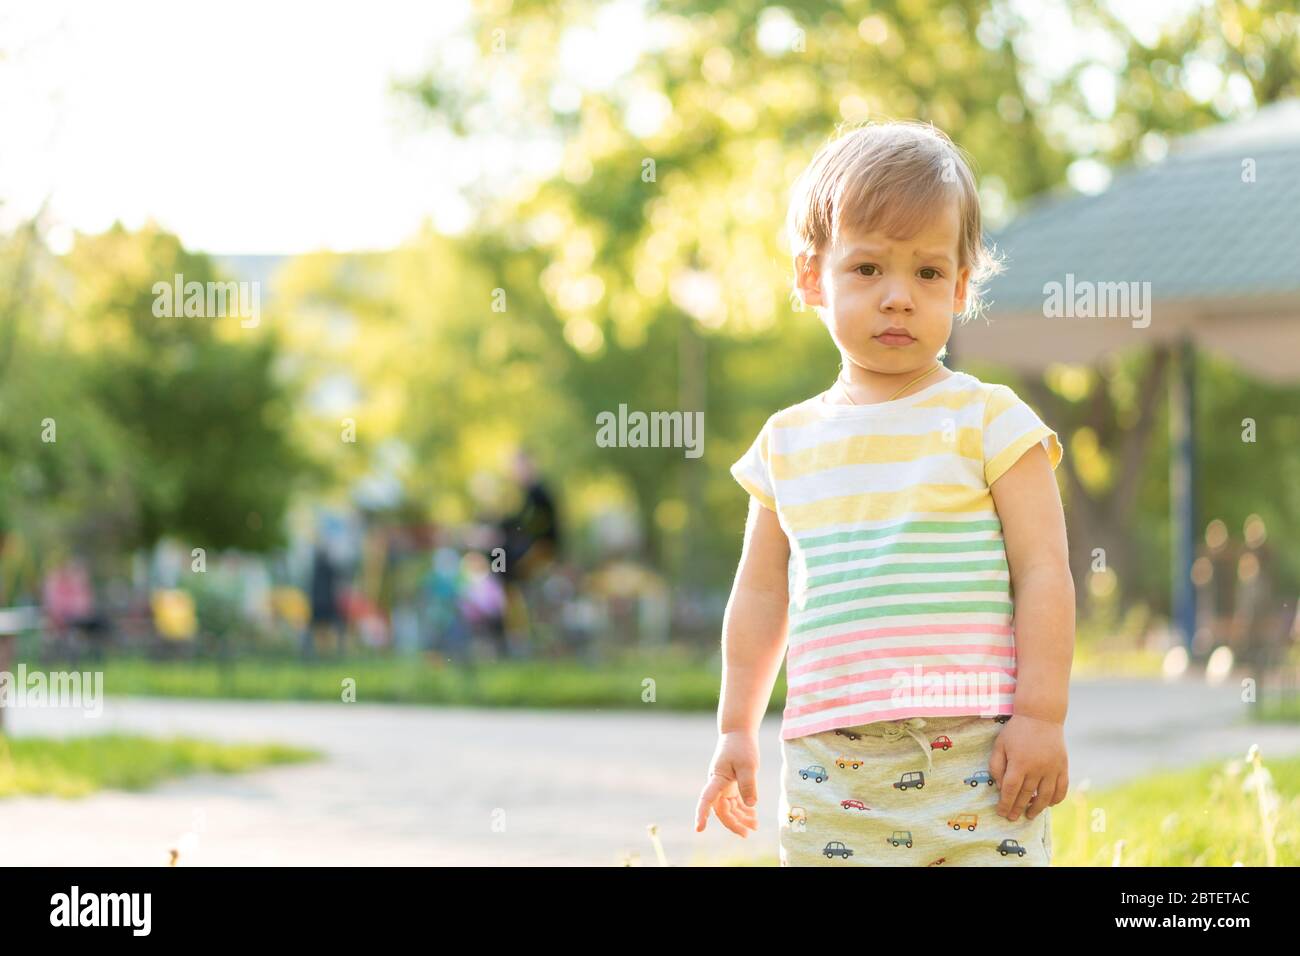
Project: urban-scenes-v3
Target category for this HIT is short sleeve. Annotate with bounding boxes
[730,417,777,511]
[983,384,1063,486]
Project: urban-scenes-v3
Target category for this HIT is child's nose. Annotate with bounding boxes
[880,285,915,312]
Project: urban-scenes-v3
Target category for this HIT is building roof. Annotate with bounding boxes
[984,98,1300,309]
[951,99,1300,382]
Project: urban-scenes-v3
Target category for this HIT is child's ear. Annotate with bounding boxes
[795,253,825,309]
[952,265,971,317]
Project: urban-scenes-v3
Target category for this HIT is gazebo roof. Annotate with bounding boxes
[952,99,1300,382]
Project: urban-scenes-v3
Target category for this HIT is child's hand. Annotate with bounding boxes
[694,731,761,838]
[988,714,1069,822]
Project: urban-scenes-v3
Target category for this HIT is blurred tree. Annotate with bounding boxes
[1064,0,1300,167]
[272,230,583,531]
[0,217,133,584]
[56,223,313,552]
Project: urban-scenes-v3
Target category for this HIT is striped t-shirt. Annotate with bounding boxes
[730,369,1063,741]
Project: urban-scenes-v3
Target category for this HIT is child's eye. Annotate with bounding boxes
[855,264,878,276]
[919,267,943,280]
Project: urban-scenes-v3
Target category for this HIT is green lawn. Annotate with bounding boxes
[75,651,740,711]
[701,749,1300,866]
[37,644,1243,712]
[0,733,319,798]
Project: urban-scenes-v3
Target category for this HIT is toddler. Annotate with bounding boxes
[694,121,1074,866]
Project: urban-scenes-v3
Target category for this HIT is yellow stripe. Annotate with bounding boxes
[982,384,1020,426]
[771,427,981,480]
[986,427,1062,485]
[780,484,996,533]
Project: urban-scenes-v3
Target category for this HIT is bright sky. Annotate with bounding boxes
[0,0,1206,255]
[0,0,493,253]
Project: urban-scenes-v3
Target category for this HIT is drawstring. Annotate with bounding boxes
[859,717,934,774]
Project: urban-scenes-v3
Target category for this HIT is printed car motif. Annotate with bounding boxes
[947,812,979,831]
[833,728,862,741]
[835,755,863,770]
[963,770,996,787]
[888,830,913,848]
[930,735,953,750]
[823,841,853,859]
[788,806,807,826]
[840,799,869,811]
[997,839,1027,857]
[893,771,925,790]
[799,765,828,783]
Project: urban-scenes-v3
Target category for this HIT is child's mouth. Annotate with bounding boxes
[875,332,915,346]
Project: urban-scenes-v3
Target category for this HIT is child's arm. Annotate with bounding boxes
[987,441,1075,822]
[694,496,790,837]
[720,496,791,734]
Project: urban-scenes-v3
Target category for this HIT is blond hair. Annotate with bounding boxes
[785,120,1003,322]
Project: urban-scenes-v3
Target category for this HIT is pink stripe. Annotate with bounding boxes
[788,663,1016,697]
[783,680,1019,719]
[788,643,1014,678]
[788,622,1013,660]
[781,701,1015,739]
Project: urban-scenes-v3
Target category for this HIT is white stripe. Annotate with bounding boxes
[984,403,1047,461]
[773,452,985,506]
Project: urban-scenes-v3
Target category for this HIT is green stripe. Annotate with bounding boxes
[790,600,1014,636]
[805,539,1005,568]
[798,518,1003,550]
[797,579,1009,613]
[806,558,1009,590]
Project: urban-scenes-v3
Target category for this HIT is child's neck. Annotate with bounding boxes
[831,362,953,405]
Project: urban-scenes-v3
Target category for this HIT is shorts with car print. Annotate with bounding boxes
[779,714,1052,867]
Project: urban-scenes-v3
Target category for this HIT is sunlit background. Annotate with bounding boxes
[0,0,1297,866]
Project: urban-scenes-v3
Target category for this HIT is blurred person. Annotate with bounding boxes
[499,449,561,577]
[305,541,345,658]
[423,546,470,660]
[497,449,561,655]
[459,550,506,659]
[41,554,107,663]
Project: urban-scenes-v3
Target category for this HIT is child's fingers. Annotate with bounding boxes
[988,734,1007,786]
[728,794,759,828]
[996,765,1025,818]
[694,775,727,831]
[1006,773,1042,821]
[735,764,760,807]
[714,797,751,838]
[1050,770,1069,805]
[1025,776,1057,820]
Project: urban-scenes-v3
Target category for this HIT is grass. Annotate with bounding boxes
[1049,746,1297,866]
[701,749,1300,866]
[0,733,319,799]
[36,640,1212,712]
[1257,697,1300,722]
[63,650,744,711]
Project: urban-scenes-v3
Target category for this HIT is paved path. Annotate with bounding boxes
[1,678,1296,866]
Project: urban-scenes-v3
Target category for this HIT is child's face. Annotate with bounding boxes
[795,197,971,375]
